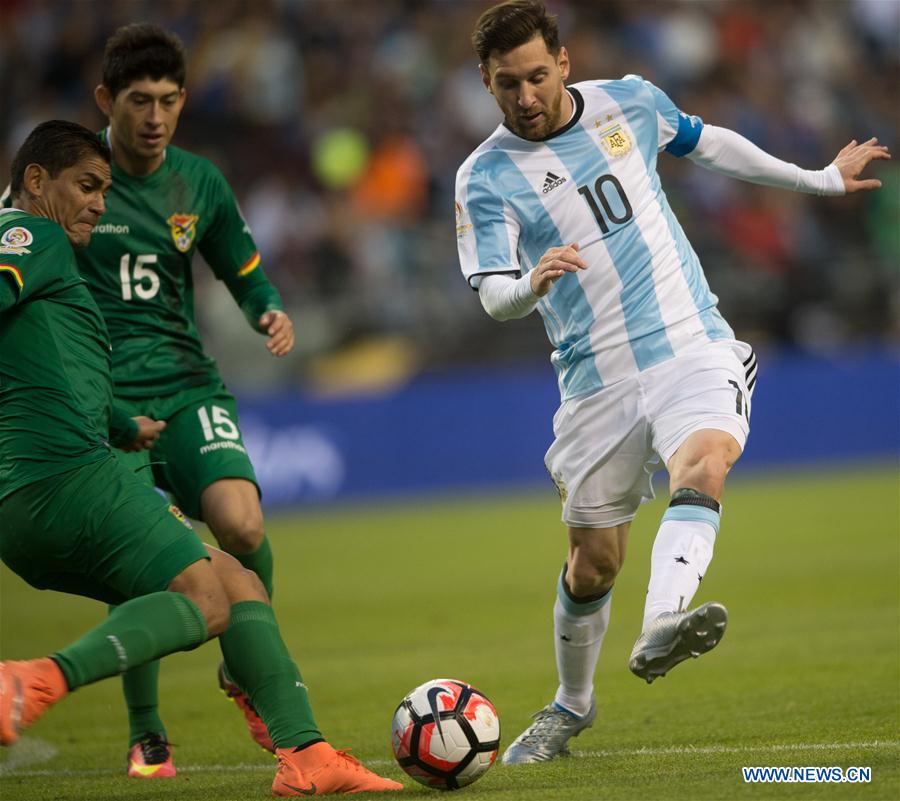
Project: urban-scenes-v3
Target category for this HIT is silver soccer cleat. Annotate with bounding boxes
[501,698,596,765]
[629,601,728,684]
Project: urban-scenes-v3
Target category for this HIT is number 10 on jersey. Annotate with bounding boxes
[577,174,633,233]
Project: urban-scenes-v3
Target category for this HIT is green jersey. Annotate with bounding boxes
[75,132,283,399]
[0,209,114,500]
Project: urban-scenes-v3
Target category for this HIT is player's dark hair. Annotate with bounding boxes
[102,23,186,98]
[10,120,111,196]
[472,0,560,64]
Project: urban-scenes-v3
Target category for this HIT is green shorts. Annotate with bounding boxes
[0,455,209,606]
[117,382,259,521]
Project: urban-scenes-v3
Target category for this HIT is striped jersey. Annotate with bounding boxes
[74,130,281,399]
[456,76,734,400]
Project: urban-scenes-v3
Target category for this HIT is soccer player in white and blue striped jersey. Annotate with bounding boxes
[456,0,890,765]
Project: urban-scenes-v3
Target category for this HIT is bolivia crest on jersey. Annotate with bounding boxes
[0,226,33,254]
[166,213,200,253]
[596,121,632,157]
[167,504,193,529]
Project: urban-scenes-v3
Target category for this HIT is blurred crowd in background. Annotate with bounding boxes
[1,0,897,393]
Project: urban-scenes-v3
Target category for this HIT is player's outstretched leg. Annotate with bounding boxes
[631,489,726,683]
[273,743,404,796]
[0,659,69,746]
[502,699,596,765]
[217,661,274,753]
[211,553,402,796]
[2,590,208,748]
[126,732,176,778]
[628,601,727,683]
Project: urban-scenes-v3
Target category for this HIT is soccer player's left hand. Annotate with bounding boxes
[832,137,891,193]
[122,416,166,452]
[259,310,294,356]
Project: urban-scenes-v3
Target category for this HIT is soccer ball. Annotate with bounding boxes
[391,678,500,790]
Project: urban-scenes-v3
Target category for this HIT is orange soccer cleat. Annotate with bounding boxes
[217,661,274,753]
[0,658,68,746]
[127,732,176,778]
[272,742,404,796]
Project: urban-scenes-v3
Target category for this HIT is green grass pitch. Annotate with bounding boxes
[1,466,897,800]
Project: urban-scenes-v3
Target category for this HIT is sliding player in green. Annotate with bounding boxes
[0,120,402,797]
[76,24,292,775]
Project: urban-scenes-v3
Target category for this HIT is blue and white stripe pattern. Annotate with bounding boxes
[661,504,721,536]
[456,75,734,401]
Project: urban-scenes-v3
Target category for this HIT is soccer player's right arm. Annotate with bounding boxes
[456,158,535,324]
[456,162,586,321]
[475,273,540,321]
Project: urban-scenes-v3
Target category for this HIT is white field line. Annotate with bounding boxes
[573,739,900,759]
[1,738,897,778]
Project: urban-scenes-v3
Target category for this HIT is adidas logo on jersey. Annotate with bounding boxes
[542,171,566,193]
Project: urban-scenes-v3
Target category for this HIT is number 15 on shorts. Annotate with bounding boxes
[197,405,240,441]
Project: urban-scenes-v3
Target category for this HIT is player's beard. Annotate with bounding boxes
[509,87,565,141]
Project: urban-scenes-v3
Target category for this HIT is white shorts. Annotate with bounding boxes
[544,340,756,528]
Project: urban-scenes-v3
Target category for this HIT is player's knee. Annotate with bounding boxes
[203,599,231,638]
[209,547,270,605]
[187,581,231,637]
[214,511,264,555]
[568,554,619,597]
[698,453,731,493]
[169,565,231,638]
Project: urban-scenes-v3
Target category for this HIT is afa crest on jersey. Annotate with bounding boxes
[596,122,632,157]
[166,213,200,253]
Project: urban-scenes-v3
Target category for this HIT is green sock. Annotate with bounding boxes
[234,535,274,599]
[122,660,166,746]
[218,600,321,749]
[54,592,207,690]
[109,603,167,746]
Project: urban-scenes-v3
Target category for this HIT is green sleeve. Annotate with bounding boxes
[109,405,139,448]
[222,266,284,332]
[0,273,17,311]
[197,167,283,332]
[1,218,70,303]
